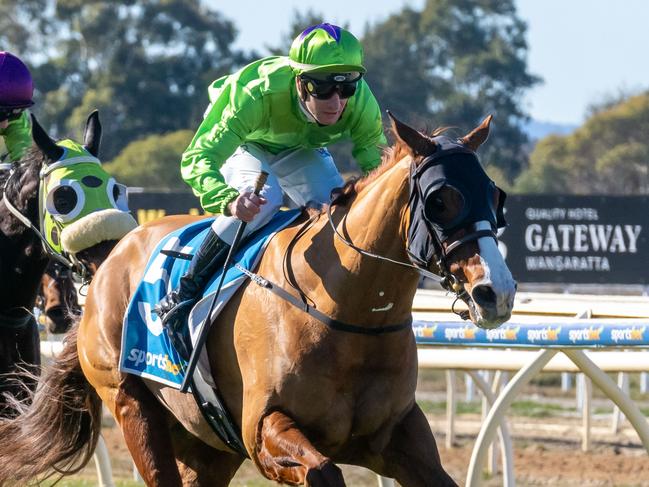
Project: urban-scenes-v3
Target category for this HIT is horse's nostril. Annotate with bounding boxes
[472,285,497,308]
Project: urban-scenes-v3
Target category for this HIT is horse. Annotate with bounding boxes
[0,113,516,486]
[0,111,136,416]
[36,261,82,334]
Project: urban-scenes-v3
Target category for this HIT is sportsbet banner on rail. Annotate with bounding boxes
[127,192,649,285]
[498,195,648,284]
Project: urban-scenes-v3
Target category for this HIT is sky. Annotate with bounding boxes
[209,0,649,126]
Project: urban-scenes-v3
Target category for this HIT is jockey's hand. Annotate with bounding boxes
[227,191,267,222]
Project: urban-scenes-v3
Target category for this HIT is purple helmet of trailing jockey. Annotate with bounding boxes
[0,52,34,109]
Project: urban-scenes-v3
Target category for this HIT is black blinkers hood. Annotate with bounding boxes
[407,135,506,267]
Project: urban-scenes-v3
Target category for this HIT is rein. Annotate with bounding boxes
[236,263,412,335]
[325,202,443,282]
[325,194,476,320]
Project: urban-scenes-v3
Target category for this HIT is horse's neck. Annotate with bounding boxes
[315,159,419,323]
[0,239,47,312]
[0,183,48,311]
[344,161,411,261]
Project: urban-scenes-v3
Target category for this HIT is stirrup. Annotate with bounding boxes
[159,299,195,361]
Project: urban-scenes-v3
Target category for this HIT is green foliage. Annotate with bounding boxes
[104,130,193,190]
[5,0,251,159]
[362,0,540,180]
[266,9,329,55]
[3,1,541,186]
[417,399,575,418]
[515,91,649,194]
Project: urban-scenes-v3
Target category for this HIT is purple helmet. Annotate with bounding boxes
[0,52,34,109]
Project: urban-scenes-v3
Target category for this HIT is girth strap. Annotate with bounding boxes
[235,264,412,336]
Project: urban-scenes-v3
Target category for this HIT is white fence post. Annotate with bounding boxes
[465,373,475,402]
[93,435,115,487]
[561,372,573,392]
[611,372,629,433]
[641,372,649,394]
[581,372,592,452]
[445,370,457,449]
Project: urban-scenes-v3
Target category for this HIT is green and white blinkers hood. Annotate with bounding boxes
[40,139,137,254]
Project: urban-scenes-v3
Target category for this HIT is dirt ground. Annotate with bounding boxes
[91,411,649,487]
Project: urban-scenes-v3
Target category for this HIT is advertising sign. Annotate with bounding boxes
[498,195,648,284]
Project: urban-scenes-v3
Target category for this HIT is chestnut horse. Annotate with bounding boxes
[0,114,516,486]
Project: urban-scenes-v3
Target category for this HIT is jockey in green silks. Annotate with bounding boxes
[0,52,33,163]
[39,139,138,256]
[156,23,387,360]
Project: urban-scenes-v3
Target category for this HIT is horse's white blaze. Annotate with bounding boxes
[475,233,516,317]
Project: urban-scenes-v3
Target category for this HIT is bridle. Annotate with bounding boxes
[326,145,505,319]
[1,164,90,283]
[325,188,475,319]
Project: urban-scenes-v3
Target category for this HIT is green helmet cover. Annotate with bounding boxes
[289,23,366,75]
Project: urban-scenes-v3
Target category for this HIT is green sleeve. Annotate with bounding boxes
[1,112,31,162]
[350,86,387,174]
[181,82,263,214]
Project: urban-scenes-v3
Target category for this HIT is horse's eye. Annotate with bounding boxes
[113,184,121,201]
[424,186,465,227]
[52,186,78,214]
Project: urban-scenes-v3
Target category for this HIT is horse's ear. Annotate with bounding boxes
[460,114,492,152]
[387,110,437,158]
[31,114,64,162]
[83,110,102,157]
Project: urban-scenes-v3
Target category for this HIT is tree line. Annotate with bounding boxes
[2,0,646,195]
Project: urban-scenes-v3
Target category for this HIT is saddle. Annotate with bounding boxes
[119,209,302,454]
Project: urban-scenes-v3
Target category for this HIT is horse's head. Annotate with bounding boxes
[31,112,137,265]
[389,112,516,328]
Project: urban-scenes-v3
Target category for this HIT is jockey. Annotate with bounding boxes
[155,23,386,358]
[0,52,34,162]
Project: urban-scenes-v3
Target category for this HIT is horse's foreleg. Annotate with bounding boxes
[170,422,244,486]
[114,375,183,487]
[255,409,346,487]
[379,403,458,487]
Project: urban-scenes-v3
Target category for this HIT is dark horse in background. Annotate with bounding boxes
[36,261,81,334]
[0,158,44,415]
[0,111,136,416]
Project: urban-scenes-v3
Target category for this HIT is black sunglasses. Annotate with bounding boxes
[0,107,25,122]
[300,73,362,100]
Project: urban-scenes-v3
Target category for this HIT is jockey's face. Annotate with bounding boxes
[298,78,348,125]
[0,119,8,129]
[306,91,348,125]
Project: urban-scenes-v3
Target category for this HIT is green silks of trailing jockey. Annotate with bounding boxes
[40,139,136,254]
[0,111,31,161]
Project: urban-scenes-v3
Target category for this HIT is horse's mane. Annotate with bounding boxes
[1,147,47,202]
[324,126,449,211]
